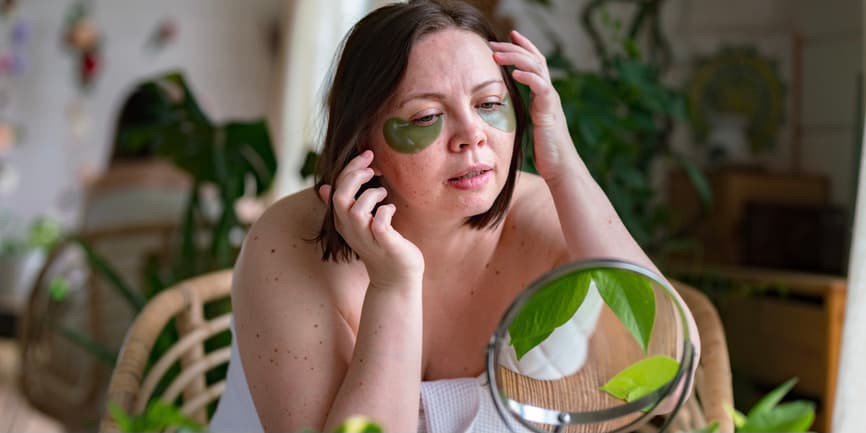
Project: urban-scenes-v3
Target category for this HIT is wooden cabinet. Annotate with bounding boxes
[672,265,846,432]
[668,168,830,265]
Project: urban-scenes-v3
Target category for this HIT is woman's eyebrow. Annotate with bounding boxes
[397,79,505,109]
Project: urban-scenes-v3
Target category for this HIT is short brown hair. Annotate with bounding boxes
[314,0,528,262]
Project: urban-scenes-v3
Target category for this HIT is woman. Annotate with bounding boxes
[211,1,698,432]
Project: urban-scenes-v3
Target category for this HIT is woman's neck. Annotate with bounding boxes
[391,211,504,284]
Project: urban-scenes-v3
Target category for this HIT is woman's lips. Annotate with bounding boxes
[447,169,493,190]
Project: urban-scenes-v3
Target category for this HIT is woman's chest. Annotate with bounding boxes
[419,245,566,380]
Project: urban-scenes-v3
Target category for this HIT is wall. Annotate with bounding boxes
[792,0,862,209]
[499,0,862,209]
[2,0,283,227]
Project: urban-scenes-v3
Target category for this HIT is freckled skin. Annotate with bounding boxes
[231,26,662,433]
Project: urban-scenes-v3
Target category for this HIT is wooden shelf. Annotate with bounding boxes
[669,264,845,433]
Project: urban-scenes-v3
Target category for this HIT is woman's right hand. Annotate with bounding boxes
[319,150,425,290]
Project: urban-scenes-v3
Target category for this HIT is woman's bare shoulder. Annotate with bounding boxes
[230,188,359,431]
[503,172,569,263]
[509,171,559,229]
[231,187,336,316]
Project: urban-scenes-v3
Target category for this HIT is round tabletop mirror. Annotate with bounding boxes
[486,259,696,433]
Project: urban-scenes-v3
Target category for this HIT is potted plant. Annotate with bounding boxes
[520,0,712,256]
[0,215,62,300]
[20,70,277,430]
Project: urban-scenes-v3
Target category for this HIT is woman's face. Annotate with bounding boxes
[368,28,516,222]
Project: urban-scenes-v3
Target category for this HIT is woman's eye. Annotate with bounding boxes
[412,113,441,126]
[478,101,504,112]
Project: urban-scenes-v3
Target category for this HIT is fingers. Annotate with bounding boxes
[489,31,545,63]
[490,31,551,91]
[370,203,398,247]
[318,184,332,204]
[509,30,544,58]
[329,150,397,251]
[491,50,549,81]
[511,69,552,99]
[332,154,375,210]
[351,187,387,222]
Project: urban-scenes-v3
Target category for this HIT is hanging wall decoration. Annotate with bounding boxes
[62,0,102,90]
[1,0,16,17]
[688,46,786,156]
[146,18,177,51]
[0,2,29,155]
[0,122,15,156]
[1,18,29,77]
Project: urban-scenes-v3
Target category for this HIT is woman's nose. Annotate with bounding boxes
[448,112,486,152]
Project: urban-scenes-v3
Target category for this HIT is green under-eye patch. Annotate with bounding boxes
[479,96,516,132]
[383,116,443,154]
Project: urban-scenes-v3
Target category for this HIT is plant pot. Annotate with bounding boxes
[0,249,46,301]
[499,280,604,380]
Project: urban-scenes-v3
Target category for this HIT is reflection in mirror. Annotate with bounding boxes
[487,260,695,433]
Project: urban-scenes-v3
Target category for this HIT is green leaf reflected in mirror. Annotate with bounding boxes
[599,355,679,402]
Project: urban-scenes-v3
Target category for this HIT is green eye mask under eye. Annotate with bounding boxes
[479,96,516,133]
[383,116,443,154]
[382,97,516,154]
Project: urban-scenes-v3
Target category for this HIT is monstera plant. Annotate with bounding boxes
[42,71,277,424]
[115,71,277,284]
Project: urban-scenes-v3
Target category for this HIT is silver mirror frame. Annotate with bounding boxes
[485,259,697,433]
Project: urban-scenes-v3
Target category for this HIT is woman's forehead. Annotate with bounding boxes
[396,28,503,97]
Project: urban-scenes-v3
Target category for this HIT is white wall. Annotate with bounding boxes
[793,0,862,208]
[499,0,862,209]
[2,0,283,227]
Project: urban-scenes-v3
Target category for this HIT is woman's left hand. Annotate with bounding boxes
[491,31,577,185]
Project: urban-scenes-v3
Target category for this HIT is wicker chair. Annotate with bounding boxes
[98,269,232,432]
[19,223,179,432]
[98,272,732,432]
[667,281,735,433]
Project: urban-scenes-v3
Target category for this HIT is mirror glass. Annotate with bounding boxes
[486,259,696,433]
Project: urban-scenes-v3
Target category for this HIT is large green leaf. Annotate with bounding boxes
[592,268,655,352]
[747,377,798,418]
[599,355,679,402]
[725,378,816,432]
[508,271,592,360]
[223,120,278,195]
[740,377,815,432]
[335,416,384,433]
[741,401,815,432]
[110,400,203,433]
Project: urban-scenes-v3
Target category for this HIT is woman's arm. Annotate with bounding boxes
[234,153,425,432]
[492,31,655,272]
[492,30,700,382]
[317,150,426,431]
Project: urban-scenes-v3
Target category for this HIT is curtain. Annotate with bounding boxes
[834,118,866,432]
[269,0,377,198]
[833,4,866,428]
